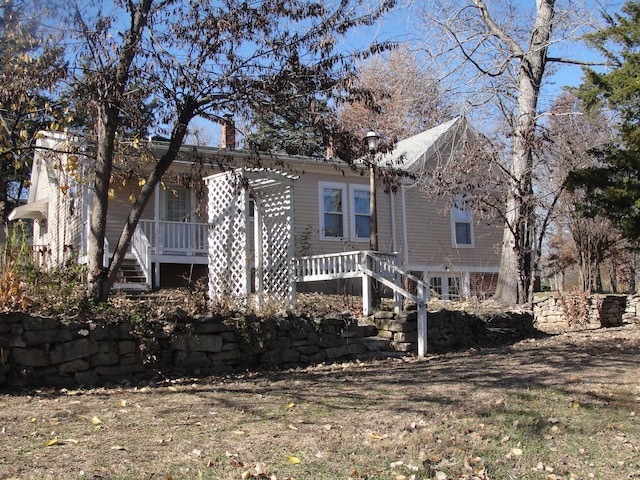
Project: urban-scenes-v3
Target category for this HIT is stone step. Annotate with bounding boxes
[361,335,393,352]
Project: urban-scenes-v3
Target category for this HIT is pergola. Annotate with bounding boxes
[205,168,298,308]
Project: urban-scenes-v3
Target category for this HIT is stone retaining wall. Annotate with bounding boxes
[374,308,536,353]
[0,312,377,388]
[533,293,630,332]
[3,293,634,389]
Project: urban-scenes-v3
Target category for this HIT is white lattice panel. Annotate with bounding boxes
[206,168,297,309]
[256,183,295,305]
[206,171,248,306]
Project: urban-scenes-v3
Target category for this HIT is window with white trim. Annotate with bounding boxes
[429,275,462,300]
[319,182,346,239]
[350,185,370,242]
[429,276,442,297]
[451,203,473,247]
[163,185,191,221]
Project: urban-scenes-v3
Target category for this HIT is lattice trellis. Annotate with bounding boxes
[205,168,297,309]
[206,171,249,306]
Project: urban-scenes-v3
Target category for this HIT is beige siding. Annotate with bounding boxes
[396,184,501,270]
[288,164,394,256]
[30,134,84,268]
[29,133,501,295]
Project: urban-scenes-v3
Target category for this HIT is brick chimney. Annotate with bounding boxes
[221,115,235,149]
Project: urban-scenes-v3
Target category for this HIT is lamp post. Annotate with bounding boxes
[365,131,380,252]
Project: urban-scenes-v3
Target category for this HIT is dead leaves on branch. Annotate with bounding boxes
[0,269,31,311]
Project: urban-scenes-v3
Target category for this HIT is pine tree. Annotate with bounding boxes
[570,1,640,242]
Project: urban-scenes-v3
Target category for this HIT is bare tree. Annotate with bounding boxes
[417,0,607,305]
[334,46,453,143]
[65,0,396,302]
[539,92,623,293]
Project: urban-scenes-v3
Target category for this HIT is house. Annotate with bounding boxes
[9,117,502,301]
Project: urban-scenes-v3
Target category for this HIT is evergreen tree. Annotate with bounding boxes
[570,1,640,242]
[246,90,328,157]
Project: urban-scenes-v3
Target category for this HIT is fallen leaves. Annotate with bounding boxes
[510,447,523,457]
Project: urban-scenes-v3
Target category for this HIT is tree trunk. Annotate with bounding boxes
[104,106,195,291]
[494,0,555,305]
[83,0,153,303]
[86,107,118,302]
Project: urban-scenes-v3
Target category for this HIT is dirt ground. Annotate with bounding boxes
[1,322,639,480]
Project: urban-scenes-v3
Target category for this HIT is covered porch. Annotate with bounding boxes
[103,219,210,291]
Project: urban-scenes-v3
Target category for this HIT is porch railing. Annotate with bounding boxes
[138,219,209,256]
[293,250,398,282]
[360,251,430,357]
[131,225,152,285]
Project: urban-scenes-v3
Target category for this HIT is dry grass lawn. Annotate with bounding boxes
[1,323,639,480]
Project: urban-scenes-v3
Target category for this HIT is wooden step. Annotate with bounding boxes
[112,258,150,291]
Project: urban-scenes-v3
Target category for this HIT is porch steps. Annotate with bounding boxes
[112,257,150,292]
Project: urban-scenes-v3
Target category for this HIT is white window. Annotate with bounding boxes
[319,182,347,240]
[429,276,442,297]
[451,203,473,247]
[350,185,370,242]
[163,185,191,222]
[429,275,462,300]
[162,185,193,251]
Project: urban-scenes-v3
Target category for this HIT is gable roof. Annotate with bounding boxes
[376,117,478,175]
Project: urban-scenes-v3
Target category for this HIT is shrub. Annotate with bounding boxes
[0,223,32,311]
[1,222,86,313]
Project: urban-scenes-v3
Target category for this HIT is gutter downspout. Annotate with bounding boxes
[390,190,397,253]
[401,185,409,268]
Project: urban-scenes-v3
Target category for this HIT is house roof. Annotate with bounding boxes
[375,117,477,175]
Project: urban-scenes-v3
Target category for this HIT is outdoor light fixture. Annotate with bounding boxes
[365,130,380,153]
[364,130,380,252]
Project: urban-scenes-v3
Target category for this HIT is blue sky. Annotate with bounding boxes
[193,0,623,146]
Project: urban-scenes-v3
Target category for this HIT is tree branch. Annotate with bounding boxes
[546,56,609,66]
[471,0,523,58]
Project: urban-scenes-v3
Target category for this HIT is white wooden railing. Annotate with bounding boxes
[359,251,429,357]
[131,225,152,285]
[293,250,398,281]
[294,250,364,280]
[138,219,209,256]
[294,250,430,356]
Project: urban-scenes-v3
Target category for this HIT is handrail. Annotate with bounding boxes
[361,251,429,357]
[362,251,430,303]
[138,219,209,255]
[293,250,397,281]
[294,250,429,356]
[131,225,152,285]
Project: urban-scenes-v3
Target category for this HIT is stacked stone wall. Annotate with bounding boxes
[374,308,536,353]
[3,293,635,389]
[0,312,377,388]
[533,293,630,332]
